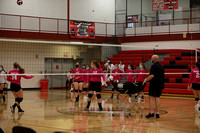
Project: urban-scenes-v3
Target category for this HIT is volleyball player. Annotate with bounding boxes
[0,65,6,102]
[72,62,84,102]
[135,63,148,102]
[188,62,200,112]
[124,64,136,102]
[125,64,135,83]
[111,64,123,99]
[7,62,33,114]
[86,60,106,111]
[83,65,90,100]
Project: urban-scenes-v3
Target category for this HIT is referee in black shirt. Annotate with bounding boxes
[143,55,164,118]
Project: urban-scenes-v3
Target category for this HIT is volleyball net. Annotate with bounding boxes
[0,38,199,91]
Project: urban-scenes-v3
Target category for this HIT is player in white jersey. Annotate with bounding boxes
[0,65,7,102]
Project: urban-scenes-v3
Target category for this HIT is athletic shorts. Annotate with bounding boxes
[192,83,200,90]
[112,81,119,91]
[89,81,101,92]
[74,81,83,83]
[70,79,73,83]
[10,83,22,92]
[149,86,162,98]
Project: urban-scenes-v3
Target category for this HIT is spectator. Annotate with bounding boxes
[107,62,115,72]
[118,61,125,72]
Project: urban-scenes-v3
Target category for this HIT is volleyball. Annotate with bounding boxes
[17,0,23,6]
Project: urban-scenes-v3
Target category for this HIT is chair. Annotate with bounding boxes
[12,126,36,133]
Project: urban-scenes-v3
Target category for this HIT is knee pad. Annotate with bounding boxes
[16,98,23,103]
[88,93,93,98]
[0,90,3,94]
[75,90,78,93]
[96,94,101,99]
[79,90,82,93]
[195,98,199,101]
[18,98,23,103]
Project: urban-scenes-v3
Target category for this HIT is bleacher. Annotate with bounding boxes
[103,49,200,95]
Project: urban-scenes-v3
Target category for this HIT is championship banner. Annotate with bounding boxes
[152,0,178,11]
[70,21,95,39]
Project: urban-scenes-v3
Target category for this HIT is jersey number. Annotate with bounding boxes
[12,75,17,80]
[196,73,200,78]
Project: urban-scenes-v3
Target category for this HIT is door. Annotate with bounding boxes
[45,58,74,88]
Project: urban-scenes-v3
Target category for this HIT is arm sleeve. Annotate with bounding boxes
[120,69,124,73]
[111,70,114,77]
[189,70,193,85]
[133,70,136,79]
[145,70,148,78]
[135,70,138,79]
[119,69,124,78]
[6,72,11,82]
[100,69,105,82]
[87,69,91,83]
[125,70,128,77]
[22,75,34,79]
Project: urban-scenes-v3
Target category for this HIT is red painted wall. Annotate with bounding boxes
[0,30,200,43]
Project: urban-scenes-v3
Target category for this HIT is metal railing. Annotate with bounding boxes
[0,13,200,37]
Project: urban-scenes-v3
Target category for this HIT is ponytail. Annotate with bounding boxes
[196,62,200,73]
[141,63,148,73]
[13,62,25,73]
[129,64,134,70]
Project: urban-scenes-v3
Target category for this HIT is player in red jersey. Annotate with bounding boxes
[72,62,84,102]
[188,62,200,113]
[7,62,33,114]
[83,64,90,100]
[135,63,148,102]
[86,60,106,111]
[111,64,123,99]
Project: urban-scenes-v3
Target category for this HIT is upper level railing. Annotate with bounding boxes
[127,8,200,24]
[0,13,200,38]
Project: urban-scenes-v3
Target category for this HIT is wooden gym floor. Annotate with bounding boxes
[0,90,199,133]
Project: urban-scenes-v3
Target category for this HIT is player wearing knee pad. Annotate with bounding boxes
[7,62,33,114]
[86,60,106,111]
[72,62,84,102]
[188,62,200,113]
[83,65,90,100]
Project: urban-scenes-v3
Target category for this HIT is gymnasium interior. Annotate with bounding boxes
[0,0,200,133]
